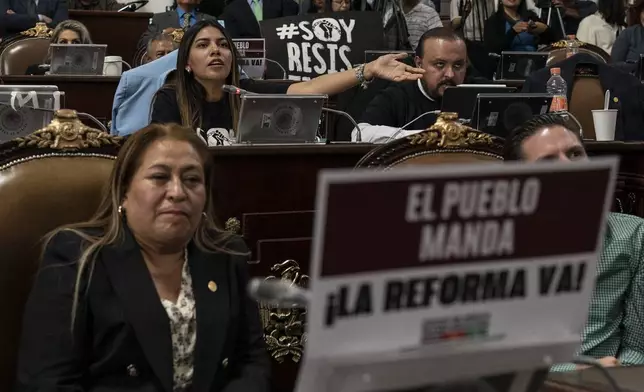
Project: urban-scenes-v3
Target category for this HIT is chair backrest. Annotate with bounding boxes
[0,109,122,391]
[569,75,603,139]
[355,112,505,168]
[539,40,610,66]
[0,23,53,75]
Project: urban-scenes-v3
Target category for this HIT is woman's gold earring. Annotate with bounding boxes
[185,66,191,73]
[202,211,208,220]
[118,205,123,216]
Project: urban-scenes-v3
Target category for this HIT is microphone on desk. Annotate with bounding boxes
[117,0,148,12]
[0,101,108,133]
[223,84,363,142]
[247,278,309,307]
[222,84,251,96]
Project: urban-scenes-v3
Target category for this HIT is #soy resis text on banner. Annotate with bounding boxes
[260,12,385,81]
[304,159,617,362]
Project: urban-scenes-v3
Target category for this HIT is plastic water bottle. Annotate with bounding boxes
[566,35,579,58]
[546,67,568,112]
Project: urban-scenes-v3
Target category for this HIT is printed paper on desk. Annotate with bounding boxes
[305,159,617,361]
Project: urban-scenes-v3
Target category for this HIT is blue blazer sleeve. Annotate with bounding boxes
[111,72,130,135]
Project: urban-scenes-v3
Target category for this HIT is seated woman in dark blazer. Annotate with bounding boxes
[16,123,268,392]
[484,0,555,54]
[150,19,424,143]
[25,19,92,75]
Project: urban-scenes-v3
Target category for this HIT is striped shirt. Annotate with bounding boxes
[404,2,443,50]
[553,213,644,371]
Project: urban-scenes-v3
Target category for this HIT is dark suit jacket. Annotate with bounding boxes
[16,228,270,392]
[67,0,123,11]
[483,11,555,55]
[137,10,217,51]
[0,0,68,37]
[521,53,644,141]
[221,0,298,39]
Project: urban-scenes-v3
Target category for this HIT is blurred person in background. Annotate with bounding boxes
[146,32,178,63]
[67,0,123,10]
[0,0,68,37]
[138,0,216,52]
[611,0,644,62]
[576,0,626,54]
[220,0,298,38]
[484,0,554,53]
[25,19,92,75]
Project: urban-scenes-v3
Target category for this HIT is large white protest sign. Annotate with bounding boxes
[296,159,617,392]
[260,11,384,81]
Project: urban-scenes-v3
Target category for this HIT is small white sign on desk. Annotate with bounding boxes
[296,158,618,392]
[233,38,265,79]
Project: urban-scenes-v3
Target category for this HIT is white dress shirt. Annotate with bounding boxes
[576,12,622,55]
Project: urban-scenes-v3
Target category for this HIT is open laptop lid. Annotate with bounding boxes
[0,85,59,92]
[473,93,552,138]
[237,94,326,144]
[441,85,517,120]
[500,52,548,81]
[50,44,107,75]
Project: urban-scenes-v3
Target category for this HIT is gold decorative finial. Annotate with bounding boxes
[407,112,501,149]
[170,28,185,43]
[551,39,586,49]
[225,217,241,234]
[15,109,121,150]
[259,260,309,363]
[20,22,53,38]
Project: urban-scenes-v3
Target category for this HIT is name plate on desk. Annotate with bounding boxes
[234,39,265,80]
[296,159,617,392]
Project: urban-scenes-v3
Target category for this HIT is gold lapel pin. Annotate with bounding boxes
[208,281,218,292]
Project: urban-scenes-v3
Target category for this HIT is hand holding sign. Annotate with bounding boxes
[365,53,425,83]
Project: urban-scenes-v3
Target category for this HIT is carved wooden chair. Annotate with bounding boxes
[355,112,505,168]
[0,23,52,75]
[0,109,122,391]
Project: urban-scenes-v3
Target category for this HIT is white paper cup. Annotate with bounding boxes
[103,55,123,76]
[591,109,618,141]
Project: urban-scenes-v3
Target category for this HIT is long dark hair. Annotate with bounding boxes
[166,19,241,131]
[598,0,626,27]
[628,0,644,26]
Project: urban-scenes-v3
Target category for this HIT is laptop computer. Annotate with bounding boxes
[237,94,325,144]
[499,52,548,81]
[49,44,107,75]
[441,85,517,120]
[473,93,552,138]
[0,85,64,142]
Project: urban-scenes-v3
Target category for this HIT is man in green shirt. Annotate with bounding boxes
[503,113,644,371]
